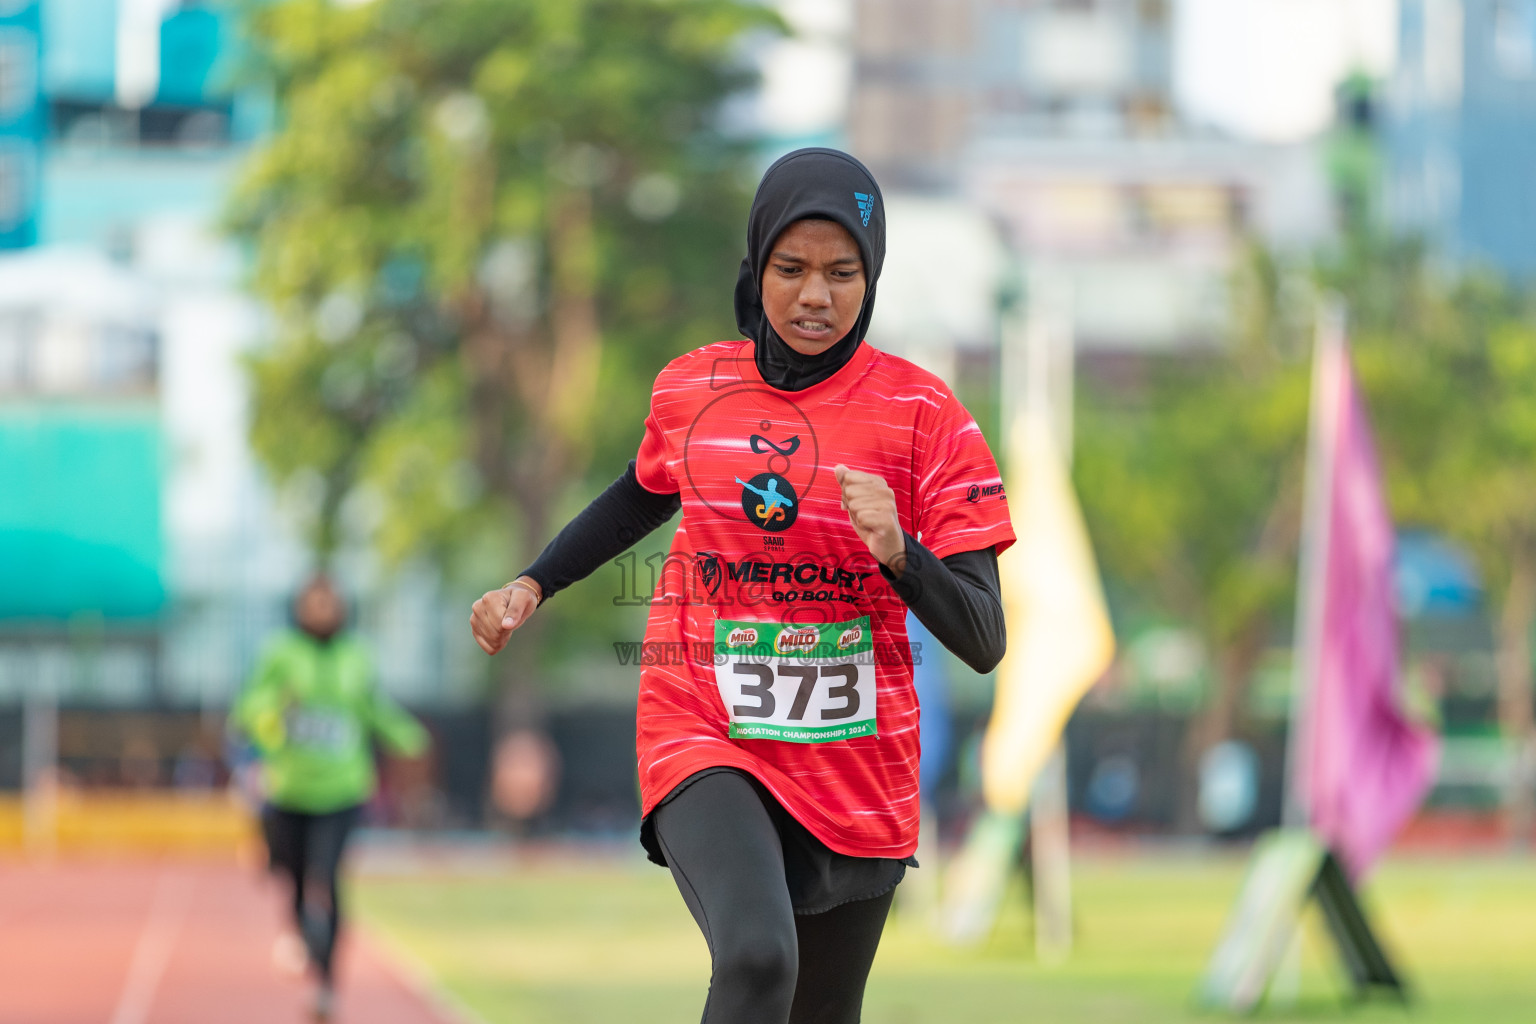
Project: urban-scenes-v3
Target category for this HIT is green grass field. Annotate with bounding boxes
[353,850,1536,1023]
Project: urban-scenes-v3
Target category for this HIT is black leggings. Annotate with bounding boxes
[652,771,895,1024]
[262,804,361,982]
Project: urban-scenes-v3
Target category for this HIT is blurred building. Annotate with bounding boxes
[1386,0,1536,277]
[752,0,854,153]
[848,0,1331,355]
[0,1,483,811]
[39,0,270,250]
[0,2,42,248]
[965,135,1329,352]
[850,0,1175,193]
[869,196,1011,382]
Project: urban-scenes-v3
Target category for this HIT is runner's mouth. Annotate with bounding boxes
[789,319,835,337]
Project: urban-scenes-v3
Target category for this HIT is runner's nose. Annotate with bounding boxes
[798,271,832,310]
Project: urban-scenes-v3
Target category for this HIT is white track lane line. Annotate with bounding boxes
[109,869,196,1024]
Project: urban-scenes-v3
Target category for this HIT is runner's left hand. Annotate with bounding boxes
[470,578,540,655]
[834,464,906,574]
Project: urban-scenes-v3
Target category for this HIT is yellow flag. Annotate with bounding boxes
[981,412,1115,815]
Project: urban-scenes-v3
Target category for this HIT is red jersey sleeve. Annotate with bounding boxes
[914,393,1016,560]
[634,377,678,495]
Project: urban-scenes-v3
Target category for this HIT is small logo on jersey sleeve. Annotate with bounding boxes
[967,482,1005,503]
[854,191,874,227]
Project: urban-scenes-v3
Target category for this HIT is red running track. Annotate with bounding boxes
[0,858,463,1024]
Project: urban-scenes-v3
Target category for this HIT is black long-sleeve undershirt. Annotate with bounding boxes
[518,461,682,603]
[518,462,1006,674]
[878,533,1005,674]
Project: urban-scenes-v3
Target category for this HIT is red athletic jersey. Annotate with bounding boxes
[633,340,1015,859]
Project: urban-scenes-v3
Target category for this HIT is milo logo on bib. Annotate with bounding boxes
[714,616,877,743]
[774,626,820,655]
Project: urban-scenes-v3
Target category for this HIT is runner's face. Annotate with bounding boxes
[296,581,345,637]
[761,219,866,356]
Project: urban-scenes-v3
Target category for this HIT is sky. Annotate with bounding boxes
[760,0,1401,144]
[1175,0,1399,141]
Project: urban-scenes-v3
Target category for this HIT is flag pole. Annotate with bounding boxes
[1272,297,1347,1005]
[1024,269,1075,963]
[1283,298,1347,829]
[22,679,57,856]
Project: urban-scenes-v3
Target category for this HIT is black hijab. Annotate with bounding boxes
[734,148,885,392]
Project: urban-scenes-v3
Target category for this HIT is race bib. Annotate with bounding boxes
[714,616,876,743]
[284,707,359,754]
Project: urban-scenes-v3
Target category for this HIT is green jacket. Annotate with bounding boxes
[231,629,428,814]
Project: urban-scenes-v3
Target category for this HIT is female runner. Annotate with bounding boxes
[471,148,1014,1023]
[234,575,429,1019]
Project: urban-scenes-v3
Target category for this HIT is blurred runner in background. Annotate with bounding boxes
[231,575,429,1021]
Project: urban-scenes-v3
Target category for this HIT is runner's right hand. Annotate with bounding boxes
[470,578,540,655]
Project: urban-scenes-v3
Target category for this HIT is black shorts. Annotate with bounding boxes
[640,766,914,916]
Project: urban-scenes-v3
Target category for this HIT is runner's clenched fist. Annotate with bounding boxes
[470,577,541,655]
[834,463,906,574]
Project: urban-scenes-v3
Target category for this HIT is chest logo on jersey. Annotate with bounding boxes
[693,556,879,606]
[737,471,799,532]
[750,433,800,458]
[682,387,820,531]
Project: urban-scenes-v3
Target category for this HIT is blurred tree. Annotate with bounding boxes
[1081,222,1536,840]
[1326,73,1381,240]
[228,0,780,716]
[1074,77,1390,832]
[1074,242,1313,829]
[1340,234,1536,844]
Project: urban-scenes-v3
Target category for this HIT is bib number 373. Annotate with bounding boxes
[714,617,876,743]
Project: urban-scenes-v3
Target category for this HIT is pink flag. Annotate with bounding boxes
[1296,340,1440,879]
